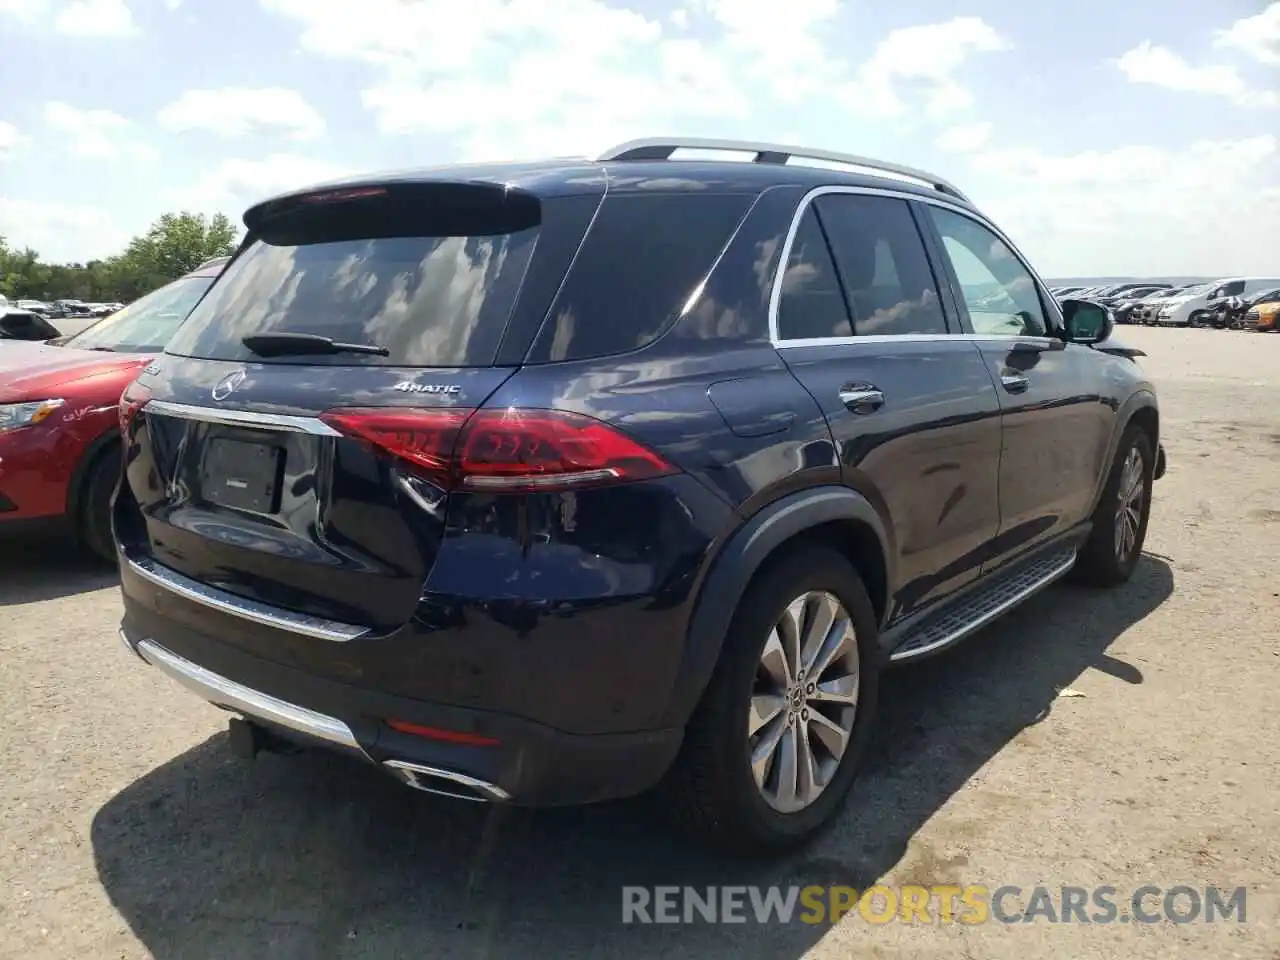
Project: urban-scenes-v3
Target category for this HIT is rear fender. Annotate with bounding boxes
[660,486,891,727]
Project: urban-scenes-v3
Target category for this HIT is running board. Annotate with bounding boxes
[889,546,1077,663]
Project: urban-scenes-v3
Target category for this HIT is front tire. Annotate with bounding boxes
[1073,427,1153,587]
[659,547,881,856]
[79,444,121,564]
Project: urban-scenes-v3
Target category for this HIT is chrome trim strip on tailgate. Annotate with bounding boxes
[134,638,361,750]
[145,399,342,436]
[124,554,370,642]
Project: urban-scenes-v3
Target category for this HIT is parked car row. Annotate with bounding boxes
[1048,279,1280,332]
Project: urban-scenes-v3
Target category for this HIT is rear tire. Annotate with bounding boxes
[659,547,881,856]
[79,444,121,564]
[1073,427,1153,587]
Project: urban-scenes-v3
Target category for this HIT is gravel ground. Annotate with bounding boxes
[1,326,1277,960]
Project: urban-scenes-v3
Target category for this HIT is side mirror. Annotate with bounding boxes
[1060,298,1113,345]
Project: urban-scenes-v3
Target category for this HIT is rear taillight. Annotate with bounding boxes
[118,380,152,434]
[318,407,676,493]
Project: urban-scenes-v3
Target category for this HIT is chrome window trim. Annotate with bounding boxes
[767,185,1061,346]
[124,553,370,642]
[774,332,1061,349]
[133,637,363,750]
[145,399,341,436]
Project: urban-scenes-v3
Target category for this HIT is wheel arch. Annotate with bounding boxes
[661,485,893,728]
[65,429,121,531]
[1089,390,1159,514]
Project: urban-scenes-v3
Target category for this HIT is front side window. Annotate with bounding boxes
[64,276,214,353]
[928,207,1048,337]
[814,195,947,336]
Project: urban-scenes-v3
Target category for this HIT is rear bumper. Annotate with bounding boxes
[118,610,684,807]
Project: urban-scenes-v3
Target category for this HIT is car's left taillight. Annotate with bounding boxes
[318,406,678,493]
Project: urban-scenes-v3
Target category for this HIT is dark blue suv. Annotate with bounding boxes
[115,138,1164,854]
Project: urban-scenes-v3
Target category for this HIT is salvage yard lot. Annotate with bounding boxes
[1,326,1277,960]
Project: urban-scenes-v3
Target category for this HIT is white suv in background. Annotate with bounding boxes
[1156,277,1280,326]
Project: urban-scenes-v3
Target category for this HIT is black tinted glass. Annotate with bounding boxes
[166,227,538,367]
[776,208,852,340]
[814,195,947,336]
[527,193,751,363]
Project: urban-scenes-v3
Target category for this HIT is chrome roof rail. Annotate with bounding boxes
[597,137,969,202]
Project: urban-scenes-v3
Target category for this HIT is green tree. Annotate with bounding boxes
[117,212,238,296]
[1,211,238,306]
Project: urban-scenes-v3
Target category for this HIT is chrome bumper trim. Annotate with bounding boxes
[123,554,369,642]
[145,399,342,436]
[134,637,361,751]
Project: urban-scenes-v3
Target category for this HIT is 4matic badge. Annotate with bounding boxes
[393,381,461,395]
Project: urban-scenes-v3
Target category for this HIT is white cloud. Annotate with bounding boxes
[967,135,1280,275]
[44,101,155,159]
[1215,2,1280,65]
[0,0,47,20]
[936,121,992,153]
[840,17,1010,119]
[158,87,326,140]
[262,1,994,160]
[173,153,352,214]
[0,197,127,261]
[1118,40,1277,107]
[0,121,26,158]
[54,0,137,37]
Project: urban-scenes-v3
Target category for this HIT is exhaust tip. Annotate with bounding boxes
[383,759,510,803]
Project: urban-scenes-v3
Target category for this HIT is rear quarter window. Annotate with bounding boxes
[525,192,752,363]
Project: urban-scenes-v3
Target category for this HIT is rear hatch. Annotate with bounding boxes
[116,179,596,634]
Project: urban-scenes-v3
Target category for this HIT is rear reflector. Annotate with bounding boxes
[319,407,676,493]
[118,380,152,434]
[385,718,501,746]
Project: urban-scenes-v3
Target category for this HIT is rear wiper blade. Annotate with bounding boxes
[241,333,390,358]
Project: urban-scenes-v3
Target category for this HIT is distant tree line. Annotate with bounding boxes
[0,211,238,304]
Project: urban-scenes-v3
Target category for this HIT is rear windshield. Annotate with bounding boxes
[165,193,540,367]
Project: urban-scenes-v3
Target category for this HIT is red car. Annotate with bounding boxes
[0,257,226,559]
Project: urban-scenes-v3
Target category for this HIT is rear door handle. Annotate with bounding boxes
[839,385,885,414]
[1000,373,1030,394]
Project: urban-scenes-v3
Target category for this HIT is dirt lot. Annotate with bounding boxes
[1,326,1277,960]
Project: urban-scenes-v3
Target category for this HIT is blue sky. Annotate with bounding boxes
[1,0,1277,276]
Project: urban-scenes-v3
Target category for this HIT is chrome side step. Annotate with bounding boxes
[889,546,1077,663]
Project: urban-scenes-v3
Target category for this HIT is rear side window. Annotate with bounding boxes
[775,208,853,341]
[165,186,540,367]
[814,195,947,336]
[526,193,751,363]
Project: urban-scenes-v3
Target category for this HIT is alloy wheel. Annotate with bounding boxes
[1114,446,1145,562]
[748,591,859,814]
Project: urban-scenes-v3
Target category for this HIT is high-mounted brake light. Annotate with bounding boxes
[297,187,388,205]
[118,380,152,434]
[318,407,677,493]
